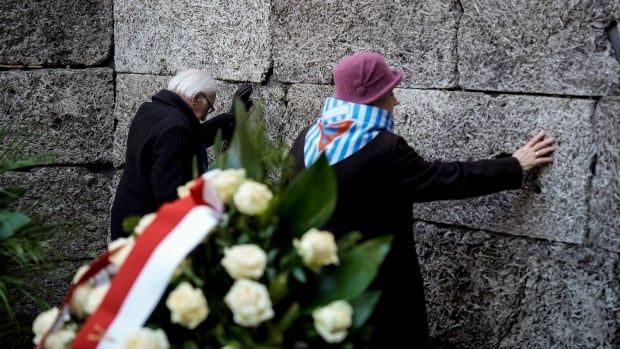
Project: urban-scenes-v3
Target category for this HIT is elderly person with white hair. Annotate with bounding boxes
[111,70,252,239]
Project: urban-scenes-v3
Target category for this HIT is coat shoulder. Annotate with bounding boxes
[134,101,192,131]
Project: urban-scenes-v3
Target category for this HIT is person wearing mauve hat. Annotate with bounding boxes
[289,52,556,347]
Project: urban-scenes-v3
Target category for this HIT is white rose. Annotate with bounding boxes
[69,284,93,319]
[108,237,135,269]
[221,244,267,280]
[165,282,209,329]
[224,279,274,327]
[124,328,170,349]
[134,213,156,235]
[72,264,90,284]
[293,228,339,271]
[44,327,76,349]
[32,307,59,344]
[69,265,93,319]
[312,300,354,343]
[176,179,197,198]
[84,284,110,315]
[233,181,273,215]
[212,168,246,202]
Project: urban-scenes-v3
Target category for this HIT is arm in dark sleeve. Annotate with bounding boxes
[391,136,523,202]
[151,125,194,205]
[201,112,234,147]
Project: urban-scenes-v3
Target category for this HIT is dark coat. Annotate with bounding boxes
[110,90,234,239]
[290,128,522,348]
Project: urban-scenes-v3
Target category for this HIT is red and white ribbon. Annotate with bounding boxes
[37,173,224,349]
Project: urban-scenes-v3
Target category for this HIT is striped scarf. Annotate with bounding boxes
[304,97,394,167]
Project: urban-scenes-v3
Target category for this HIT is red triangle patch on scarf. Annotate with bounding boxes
[317,119,355,152]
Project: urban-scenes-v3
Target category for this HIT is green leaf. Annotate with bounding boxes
[351,291,382,329]
[0,317,20,341]
[337,231,363,252]
[0,186,27,208]
[121,215,141,235]
[225,98,263,180]
[180,261,204,288]
[0,154,57,172]
[312,235,392,307]
[0,280,14,319]
[0,210,31,239]
[192,155,199,178]
[276,154,336,237]
[222,341,243,349]
[266,248,279,263]
[277,302,300,333]
[291,267,306,284]
[182,341,199,349]
[212,128,225,170]
[268,271,289,304]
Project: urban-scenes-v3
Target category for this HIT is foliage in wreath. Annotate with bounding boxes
[32,101,392,349]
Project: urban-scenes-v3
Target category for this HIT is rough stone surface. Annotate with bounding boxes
[281,84,332,144]
[108,169,123,236]
[394,89,595,243]
[0,167,112,261]
[415,221,620,349]
[114,0,271,82]
[257,82,288,139]
[589,96,620,252]
[272,0,459,88]
[0,1,112,66]
[0,69,114,164]
[458,0,620,96]
[113,73,287,167]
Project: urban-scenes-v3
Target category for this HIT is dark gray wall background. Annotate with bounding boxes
[1,1,619,348]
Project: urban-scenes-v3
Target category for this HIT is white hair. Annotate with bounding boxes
[167,69,217,99]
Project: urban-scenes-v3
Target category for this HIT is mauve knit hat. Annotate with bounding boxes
[332,52,403,105]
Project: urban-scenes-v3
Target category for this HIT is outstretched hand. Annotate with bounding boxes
[230,84,253,113]
[512,131,556,171]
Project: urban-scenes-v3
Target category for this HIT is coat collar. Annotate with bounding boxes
[152,89,202,131]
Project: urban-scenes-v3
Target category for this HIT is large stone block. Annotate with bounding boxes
[114,0,271,82]
[589,96,620,252]
[272,0,459,88]
[497,247,620,349]
[0,0,112,66]
[113,73,287,167]
[415,221,620,349]
[458,0,620,96]
[281,84,332,145]
[0,167,113,261]
[0,69,114,164]
[395,89,595,243]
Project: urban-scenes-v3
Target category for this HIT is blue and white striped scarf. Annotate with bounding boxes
[304,97,394,167]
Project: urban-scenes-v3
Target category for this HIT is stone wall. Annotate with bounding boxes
[1,0,618,347]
